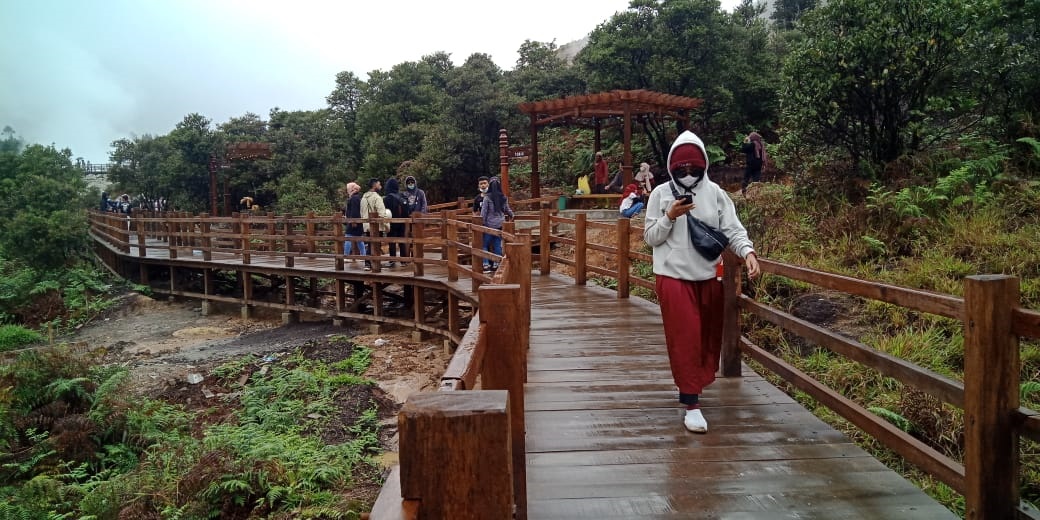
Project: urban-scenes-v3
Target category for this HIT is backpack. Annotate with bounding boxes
[400,192,417,216]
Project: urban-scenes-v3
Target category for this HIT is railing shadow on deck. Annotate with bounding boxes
[89,200,1040,520]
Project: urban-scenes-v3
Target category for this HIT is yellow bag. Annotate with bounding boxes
[577,175,591,195]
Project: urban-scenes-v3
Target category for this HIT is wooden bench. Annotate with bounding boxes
[567,194,622,209]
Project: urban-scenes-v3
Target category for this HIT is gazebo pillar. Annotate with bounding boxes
[594,119,601,153]
[529,114,540,198]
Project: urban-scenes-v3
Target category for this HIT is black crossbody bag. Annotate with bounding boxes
[669,182,729,261]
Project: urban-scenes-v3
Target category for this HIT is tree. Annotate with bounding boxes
[503,40,587,102]
[355,53,453,178]
[577,0,780,163]
[771,0,817,31]
[1,126,23,154]
[780,0,979,170]
[0,145,90,269]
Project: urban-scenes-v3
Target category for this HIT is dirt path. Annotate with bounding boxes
[63,292,451,442]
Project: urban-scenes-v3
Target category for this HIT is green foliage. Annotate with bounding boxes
[779,0,982,170]
[0,145,91,269]
[1,340,382,518]
[868,406,915,434]
[577,0,781,158]
[0,325,43,352]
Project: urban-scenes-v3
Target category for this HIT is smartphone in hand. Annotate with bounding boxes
[678,194,693,205]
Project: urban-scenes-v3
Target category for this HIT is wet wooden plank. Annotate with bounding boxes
[524,272,955,519]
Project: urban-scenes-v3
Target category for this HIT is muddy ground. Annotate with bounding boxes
[60,292,451,494]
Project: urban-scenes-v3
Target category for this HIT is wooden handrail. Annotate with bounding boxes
[88,206,1040,520]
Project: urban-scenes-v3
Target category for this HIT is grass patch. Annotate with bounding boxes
[0,324,43,352]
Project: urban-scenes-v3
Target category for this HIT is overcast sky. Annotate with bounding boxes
[1,0,742,163]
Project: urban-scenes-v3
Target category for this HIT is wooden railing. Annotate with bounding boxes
[89,204,1040,519]
[719,256,1040,520]
[371,222,533,519]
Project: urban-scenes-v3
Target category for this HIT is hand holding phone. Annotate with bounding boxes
[678,194,694,205]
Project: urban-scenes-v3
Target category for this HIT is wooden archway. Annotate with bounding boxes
[517,89,702,197]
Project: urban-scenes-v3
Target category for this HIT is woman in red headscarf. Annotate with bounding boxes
[644,130,760,434]
[619,183,644,218]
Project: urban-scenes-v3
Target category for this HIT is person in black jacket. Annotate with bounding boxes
[344,182,367,260]
[383,177,407,267]
[741,131,767,195]
[473,176,489,214]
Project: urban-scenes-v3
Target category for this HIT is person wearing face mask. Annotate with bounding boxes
[402,175,429,215]
[644,130,761,434]
[473,176,490,215]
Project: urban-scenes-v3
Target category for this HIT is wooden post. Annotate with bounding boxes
[285,275,296,307]
[529,114,540,198]
[499,128,510,196]
[167,214,178,259]
[265,212,275,252]
[963,275,1020,520]
[369,212,382,273]
[720,249,743,377]
[335,279,345,313]
[134,209,146,257]
[446,224,459,282]
[201,214,212,261]
[617,217,630,298]
[447,292,460,339]
[333,215,344,271]
[478,284,528,520]
[204,268,213,297]
[412,216,425,277]
[306,211,316,253]
[575,213,587,286]
[399,391,513,519]
[413,286,424,325]
[539,207,551,275]
[241,212,251,265]
[283,214,294,264]
[440,211,450,261]
[471,224,483,293]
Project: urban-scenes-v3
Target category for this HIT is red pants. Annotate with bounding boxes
[656,275,724,399]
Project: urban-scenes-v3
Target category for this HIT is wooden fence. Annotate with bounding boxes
[89,204,1040,519]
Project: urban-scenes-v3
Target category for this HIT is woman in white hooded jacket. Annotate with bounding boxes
[644,130,760,433]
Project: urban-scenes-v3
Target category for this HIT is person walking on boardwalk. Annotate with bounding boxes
[360,178,389,271]
[343,182,367,261]
[402,175,428,214]
[479,177,513,274]
[382,177,407,267]
[472,176,489,215]
[643,130,760,433]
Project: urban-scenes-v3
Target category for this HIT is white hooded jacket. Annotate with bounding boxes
[643,130,755,281]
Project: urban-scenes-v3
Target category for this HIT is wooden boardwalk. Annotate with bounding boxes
[524,273,955,519]
[98,235,957,518]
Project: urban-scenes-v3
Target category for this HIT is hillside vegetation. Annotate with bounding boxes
[1,0,1038,516]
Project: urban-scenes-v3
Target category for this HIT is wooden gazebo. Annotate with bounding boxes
[517,89,702,197]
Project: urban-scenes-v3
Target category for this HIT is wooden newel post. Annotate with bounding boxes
[399,391,513,520]
[616,217,630,298]
[478,284,528,520]
[575,213,587,286]
[720,249,743,377]
[539,206,551,275]
[963,275,1020,520]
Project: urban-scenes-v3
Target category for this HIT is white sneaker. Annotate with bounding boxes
[684,409,708,433]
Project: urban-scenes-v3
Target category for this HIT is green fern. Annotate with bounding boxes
[1022,381,1040,401]
[869,406,915,433]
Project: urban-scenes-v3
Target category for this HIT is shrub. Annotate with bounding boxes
[0,324,43,352]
